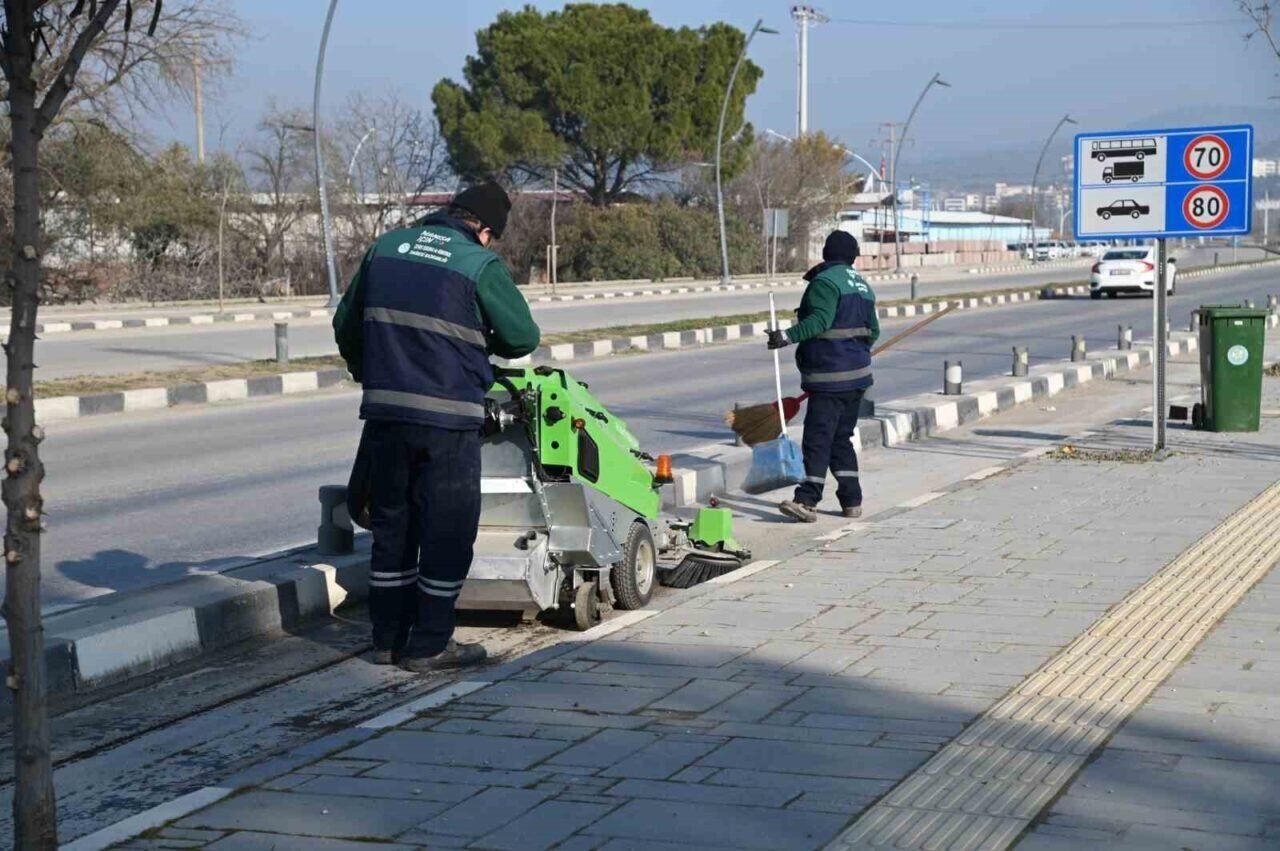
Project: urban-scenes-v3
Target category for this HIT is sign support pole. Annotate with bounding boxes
[1154,237,1168,451]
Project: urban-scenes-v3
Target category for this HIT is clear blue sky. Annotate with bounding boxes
[169,0,1275,173]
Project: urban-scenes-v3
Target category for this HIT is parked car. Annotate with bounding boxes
[1097,199,1150,220]
[1089,246,1176,299]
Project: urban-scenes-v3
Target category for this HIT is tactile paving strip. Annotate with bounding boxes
[826,480,1280,850]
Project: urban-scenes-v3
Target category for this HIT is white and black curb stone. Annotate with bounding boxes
[20,258,1275,337]
[35,368,348,424]
[29,284,1078,424]
[5,335,1201,707]
[661,333,1200,509]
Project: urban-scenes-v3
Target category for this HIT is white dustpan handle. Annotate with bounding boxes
[769,292,787,438]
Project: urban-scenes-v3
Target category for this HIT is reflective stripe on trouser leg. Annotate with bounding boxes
[795,392,842,506]
[831,392,864,509]
[410,427,482,657]
[365,421,421,650]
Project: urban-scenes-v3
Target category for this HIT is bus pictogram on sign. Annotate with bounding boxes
[1183,184,1229,229]
[1183,134,1230,181]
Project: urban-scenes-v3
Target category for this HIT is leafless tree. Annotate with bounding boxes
[232,105,312,291]
[1240,1,1280,60]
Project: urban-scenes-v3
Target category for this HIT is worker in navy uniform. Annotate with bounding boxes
[766,230,878,523]
[334,182,541,670]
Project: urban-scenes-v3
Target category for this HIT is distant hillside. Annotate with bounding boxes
[915,105,1279,192]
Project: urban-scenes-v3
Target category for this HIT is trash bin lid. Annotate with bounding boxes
[1197,305,1269,320]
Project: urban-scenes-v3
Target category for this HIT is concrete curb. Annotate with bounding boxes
[30,284,1081,424]
[25,261,1091,335]
[0,542,372,711]
[35,368,348,424]
[662,333,1201,508]
[6,334,1199,704]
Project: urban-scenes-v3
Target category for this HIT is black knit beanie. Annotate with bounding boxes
[451,181,512,238]
[822,230,860,263]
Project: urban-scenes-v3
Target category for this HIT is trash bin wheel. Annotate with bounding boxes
[573,580,602,631]
[612,521,656,611]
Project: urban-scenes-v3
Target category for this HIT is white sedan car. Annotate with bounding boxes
[1089,247,1176,299]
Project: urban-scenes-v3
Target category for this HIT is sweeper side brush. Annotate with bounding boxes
[659,506,751,588]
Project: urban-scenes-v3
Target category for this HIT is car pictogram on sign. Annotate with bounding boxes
[1183,185,1229,229]
[1096,199,1150,220]
[1183,134,1230,180]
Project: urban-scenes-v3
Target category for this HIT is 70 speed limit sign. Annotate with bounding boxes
[1074,123,1252,240]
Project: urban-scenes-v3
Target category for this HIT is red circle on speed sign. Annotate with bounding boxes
[1183,134,1230,180]
[1183,185,1229,229]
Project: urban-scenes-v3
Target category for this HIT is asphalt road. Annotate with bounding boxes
[24,263,1279,607]
[29,262,1103,379]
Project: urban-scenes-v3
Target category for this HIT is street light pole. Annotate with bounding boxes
[1031,113,1076,265]
[892,73,950,273]
[717,19,776,286]
[346,125,376,186]
[313,0,341,307]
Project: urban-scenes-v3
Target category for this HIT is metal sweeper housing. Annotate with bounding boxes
[459,365,749,629]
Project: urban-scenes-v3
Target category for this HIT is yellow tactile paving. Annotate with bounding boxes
[826,480,1280,850]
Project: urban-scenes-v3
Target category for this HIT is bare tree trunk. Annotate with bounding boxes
[3,23,56,851]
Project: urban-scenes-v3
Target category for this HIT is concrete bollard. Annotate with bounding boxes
[275,321,289,366]
[1012,346,1028,377]
[1118,325,1132,350]
[1268,295,1278,313]
[1244,299,1254,309]
[944,360,963,395]
[1071,335,1086,362]
[910,273,919,301]
[318,484,354,556]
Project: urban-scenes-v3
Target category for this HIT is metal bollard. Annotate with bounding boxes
[1118,325,1132,350]
[1071,335,1086,362]
[1012,346,1028,377]
[910,273,919,301]
[1188,309,1199,333]
[944,360,963,395]
[275,320,289,366]
[1214,251,1219,266]
[318,484,354,555]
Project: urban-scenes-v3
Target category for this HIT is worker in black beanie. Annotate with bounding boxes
[334,180,539,671]
[765,229,879,523]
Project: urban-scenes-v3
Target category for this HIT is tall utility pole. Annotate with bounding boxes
[716,19,777,285]
[876,123,902,264]
[192,40,205,164]
[313,0,341,307]
[791,6,827,136]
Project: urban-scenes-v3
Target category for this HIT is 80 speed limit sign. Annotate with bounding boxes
[1183,185,1229,229]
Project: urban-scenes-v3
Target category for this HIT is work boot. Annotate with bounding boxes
[842,505,863,519]
[779,500,818,523]
[399,640,488,673]
[371,633,409,666]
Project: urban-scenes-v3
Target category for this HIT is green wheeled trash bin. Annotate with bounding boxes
[1194,306,1268,432]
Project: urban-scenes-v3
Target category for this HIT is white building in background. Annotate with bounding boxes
[942,197,966,212]
[1254,158,1279,178]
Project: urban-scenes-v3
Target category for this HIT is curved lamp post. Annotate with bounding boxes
[1031,114,1077,264]
[346,125,376,186]
[716,19,777,285]
[892,72,950,272]
[314,0,340,306]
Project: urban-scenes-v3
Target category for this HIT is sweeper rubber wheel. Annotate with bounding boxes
[660,553,744,589]
[612,522,656,610]
[573,580,602,631]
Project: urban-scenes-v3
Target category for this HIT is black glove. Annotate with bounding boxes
[766,329,791,350]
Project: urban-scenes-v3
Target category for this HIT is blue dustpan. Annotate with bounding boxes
[742,292,806,495]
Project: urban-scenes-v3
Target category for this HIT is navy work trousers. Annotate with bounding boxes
[794,389,865,509]
[363,420,481,657]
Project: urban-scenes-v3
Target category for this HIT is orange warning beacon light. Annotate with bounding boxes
[654,454,674,485]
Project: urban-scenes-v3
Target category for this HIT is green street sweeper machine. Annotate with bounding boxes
[459,365,750,629]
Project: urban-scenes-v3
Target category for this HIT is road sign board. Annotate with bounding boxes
[1073,124,1252,240]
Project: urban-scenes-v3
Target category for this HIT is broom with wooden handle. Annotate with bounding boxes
[725,303,957,446]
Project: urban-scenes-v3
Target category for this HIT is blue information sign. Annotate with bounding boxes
[1073,124,1252,240]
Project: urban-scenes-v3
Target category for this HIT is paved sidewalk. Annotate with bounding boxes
[94,383,1280,850]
